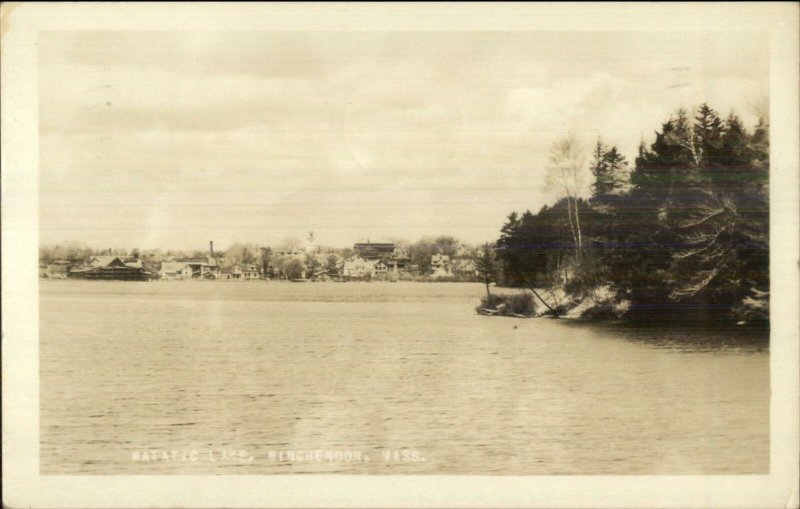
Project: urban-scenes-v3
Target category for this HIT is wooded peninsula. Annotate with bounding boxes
[480,103,769,325]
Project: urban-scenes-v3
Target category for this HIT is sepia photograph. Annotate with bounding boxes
[3,2,799,508]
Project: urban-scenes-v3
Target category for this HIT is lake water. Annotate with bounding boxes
[39,280,769,475]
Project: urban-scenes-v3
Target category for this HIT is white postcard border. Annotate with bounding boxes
[2,3,798,508]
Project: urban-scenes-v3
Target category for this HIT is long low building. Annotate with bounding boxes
[353,241,411,268]
[70,256,159,281]
[353,242,396,259]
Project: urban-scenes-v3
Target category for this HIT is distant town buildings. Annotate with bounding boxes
[39,235,482,282]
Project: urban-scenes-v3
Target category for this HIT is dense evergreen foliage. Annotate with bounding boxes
[495,104,769,323]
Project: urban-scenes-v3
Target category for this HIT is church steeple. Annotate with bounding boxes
[305,228,316,253]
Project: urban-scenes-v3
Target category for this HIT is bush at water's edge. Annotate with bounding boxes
[476,288,609,319]
[478,284,769,326]
[476,292,536,317]
[477,286,625,319]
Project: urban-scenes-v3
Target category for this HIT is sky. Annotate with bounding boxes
[39,31,769,251]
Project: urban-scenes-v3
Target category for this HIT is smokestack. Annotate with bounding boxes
[209,241,214,258]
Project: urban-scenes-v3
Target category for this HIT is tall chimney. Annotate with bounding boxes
[209,241,214,258]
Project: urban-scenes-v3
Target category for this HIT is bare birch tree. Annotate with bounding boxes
[545,133,588,266]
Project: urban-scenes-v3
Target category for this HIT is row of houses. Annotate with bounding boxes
[41,254,475,282]
[147,257,260,281]
[338,252,477,281]
[350,241,478,279]
[39,239,480,282]
[40,255,260,281]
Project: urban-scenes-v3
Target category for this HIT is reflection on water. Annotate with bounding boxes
[40,281,769,475]
[558,320,769,354]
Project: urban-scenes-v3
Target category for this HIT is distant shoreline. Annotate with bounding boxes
[38,278,485,284]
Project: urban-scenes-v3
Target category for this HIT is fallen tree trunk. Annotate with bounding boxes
[523,281,559,315]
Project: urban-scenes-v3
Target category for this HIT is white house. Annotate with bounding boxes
[342,256,374,279]
[177,256,220,279]
[452,258,478,278]
[241,264,259,280]
[159,261,192,280]
[430,253,452,277]
[372,260,389,275]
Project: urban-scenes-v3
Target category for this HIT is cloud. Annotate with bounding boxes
[40,31,333,79]
[38,31,770,248]
[40,64,341,135]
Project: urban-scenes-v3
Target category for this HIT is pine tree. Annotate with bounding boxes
[634,106,768,320]
[590,138,629,207]
[496,212,522,285]
[590,139,612,197]
[475,243,496,303]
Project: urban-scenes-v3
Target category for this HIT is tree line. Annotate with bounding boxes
[493,104,769,323]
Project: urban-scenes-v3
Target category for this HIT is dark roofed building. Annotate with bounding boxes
[70,256,159,281]
[353,242,396,260]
